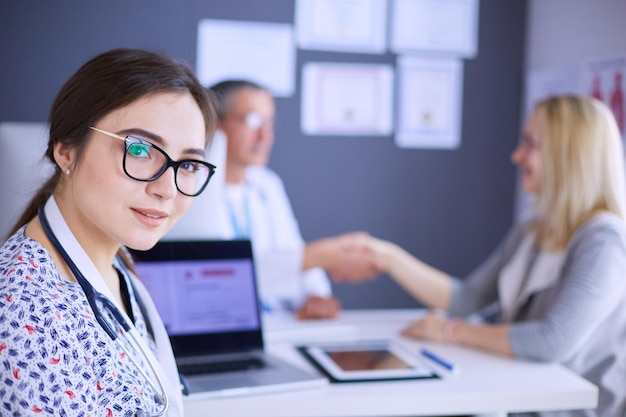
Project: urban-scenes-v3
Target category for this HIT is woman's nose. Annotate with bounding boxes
[147,166,178,199]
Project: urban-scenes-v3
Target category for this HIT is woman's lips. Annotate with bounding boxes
[132,208,168,227]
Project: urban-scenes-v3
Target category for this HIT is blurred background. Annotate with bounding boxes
[1,0,624,308]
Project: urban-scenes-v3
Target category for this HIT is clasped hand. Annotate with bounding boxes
[323,232,384,281]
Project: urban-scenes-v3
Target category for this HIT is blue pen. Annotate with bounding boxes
[419,348,459,373]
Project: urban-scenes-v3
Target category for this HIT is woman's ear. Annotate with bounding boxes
[52,140,76,173]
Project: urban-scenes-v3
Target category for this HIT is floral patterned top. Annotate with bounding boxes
[0,227,161,416]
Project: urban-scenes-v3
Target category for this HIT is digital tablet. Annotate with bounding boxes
[300,340,439,382]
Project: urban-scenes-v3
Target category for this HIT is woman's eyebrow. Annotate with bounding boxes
[118,128,164,144]
[185,148,206,158]
[118,128,206,158]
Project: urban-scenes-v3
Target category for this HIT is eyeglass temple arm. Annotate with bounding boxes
[89,126,129,143]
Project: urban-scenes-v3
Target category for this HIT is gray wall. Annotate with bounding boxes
[0,0,527,309]
[526,0,626,71]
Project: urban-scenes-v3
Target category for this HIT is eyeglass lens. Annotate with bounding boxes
[124,139,211,196]
[244,112,264,130]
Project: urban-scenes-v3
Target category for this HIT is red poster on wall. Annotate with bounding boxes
[582,57,626,143]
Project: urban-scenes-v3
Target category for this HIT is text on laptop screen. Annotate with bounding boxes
[135,258,260,336]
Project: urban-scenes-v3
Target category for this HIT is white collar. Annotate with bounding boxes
[44,196,126,309]
[498,232,566,321]
[43,196,180,414]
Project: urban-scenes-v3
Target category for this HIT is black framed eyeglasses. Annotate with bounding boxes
[89,126,216,197]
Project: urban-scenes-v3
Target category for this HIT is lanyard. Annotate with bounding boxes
[226,186,252,238]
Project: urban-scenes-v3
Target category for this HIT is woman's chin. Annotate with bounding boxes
[520,180,539,196]
[125,236,161,252]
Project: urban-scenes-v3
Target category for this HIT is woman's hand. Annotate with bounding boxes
[401,311,514,358]
[401,310,449,342]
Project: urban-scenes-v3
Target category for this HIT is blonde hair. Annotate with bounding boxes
[533,95,626,250]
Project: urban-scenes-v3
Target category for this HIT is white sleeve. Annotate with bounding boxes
[302,268,333,297]
[247,167,332,309]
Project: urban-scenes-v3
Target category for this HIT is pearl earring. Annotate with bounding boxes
[65,168,71,175]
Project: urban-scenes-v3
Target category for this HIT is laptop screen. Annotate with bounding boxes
[135,258,259,336]
[129,240,264,356]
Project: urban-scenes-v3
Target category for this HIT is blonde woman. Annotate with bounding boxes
[363,96,626,417]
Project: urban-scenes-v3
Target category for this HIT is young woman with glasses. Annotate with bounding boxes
[0,48,217,416]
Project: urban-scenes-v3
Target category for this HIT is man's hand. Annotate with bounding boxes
[296,295,341,320]
[305,232,384,282]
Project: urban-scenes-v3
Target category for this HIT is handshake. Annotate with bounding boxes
[304,231,390,283]
[296,231,394,320]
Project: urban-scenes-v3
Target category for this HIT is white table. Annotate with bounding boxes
[184,309,598,417]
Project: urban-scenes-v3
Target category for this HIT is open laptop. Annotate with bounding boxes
[129,239,327,399]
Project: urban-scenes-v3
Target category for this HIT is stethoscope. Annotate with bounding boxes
[38,205,169,417]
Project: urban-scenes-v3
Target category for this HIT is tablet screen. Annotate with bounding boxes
[328,348,412,371]
[303,340,438,382]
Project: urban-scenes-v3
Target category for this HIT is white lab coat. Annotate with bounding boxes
[167,131,332,310]
[45,197,184,416]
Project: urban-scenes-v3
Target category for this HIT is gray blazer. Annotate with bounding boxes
[449,213,626,417]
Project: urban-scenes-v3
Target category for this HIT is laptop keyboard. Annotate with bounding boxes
[178,357,266,375]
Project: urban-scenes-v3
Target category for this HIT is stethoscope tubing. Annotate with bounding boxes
[38,205,169,416]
